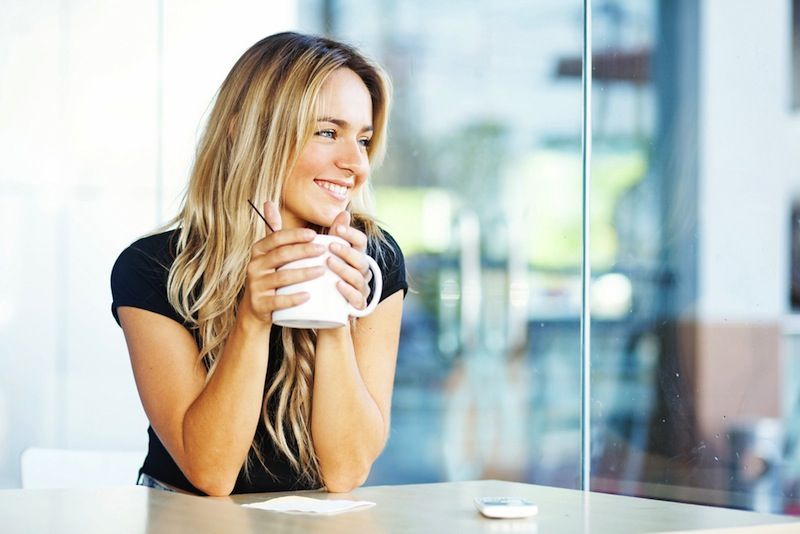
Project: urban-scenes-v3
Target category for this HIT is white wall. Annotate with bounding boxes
[0,0,297,488]
[699,0,800,321]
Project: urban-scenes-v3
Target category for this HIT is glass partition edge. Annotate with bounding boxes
[580,0,593,492]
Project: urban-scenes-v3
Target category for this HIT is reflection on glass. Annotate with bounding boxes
[793,0,800,109]
[301,0,585,488]
[302,0,800,517]
[589,0,800,516]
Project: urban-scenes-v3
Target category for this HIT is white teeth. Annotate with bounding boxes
[319,181,348,196]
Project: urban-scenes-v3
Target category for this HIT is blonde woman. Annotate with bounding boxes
[111,32,406,496]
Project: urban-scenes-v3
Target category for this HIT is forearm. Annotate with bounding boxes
[311,326,386,490]
[181,307,270,494]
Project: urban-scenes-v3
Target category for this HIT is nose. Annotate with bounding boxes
[335,138,369,178]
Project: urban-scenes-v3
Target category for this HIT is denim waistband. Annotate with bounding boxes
[137,472,180,493]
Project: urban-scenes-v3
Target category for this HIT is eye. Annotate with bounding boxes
[359,137,372,148]
[316,129,336,139]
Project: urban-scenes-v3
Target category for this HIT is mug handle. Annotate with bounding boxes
[348,256,383,318]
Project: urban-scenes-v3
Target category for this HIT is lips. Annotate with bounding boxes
[314,179,350,200]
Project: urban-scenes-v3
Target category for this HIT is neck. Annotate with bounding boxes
[278,208,306,231]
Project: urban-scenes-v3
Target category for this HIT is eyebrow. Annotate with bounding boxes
[316,116,373,134]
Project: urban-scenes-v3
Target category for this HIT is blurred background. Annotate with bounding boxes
[2,0,800,515]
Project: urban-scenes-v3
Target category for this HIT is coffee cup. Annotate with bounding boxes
[271,235,383,329]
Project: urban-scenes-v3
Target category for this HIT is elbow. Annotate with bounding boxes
[321,459,371,493]
[324,470,370,493]
[196,481,235,497]
[316,428,385,493]
[179,438,241,496]
[183,463,237,497]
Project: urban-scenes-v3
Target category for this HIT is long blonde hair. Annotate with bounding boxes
[164,32,392,486]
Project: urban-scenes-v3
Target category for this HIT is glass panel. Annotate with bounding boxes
[0,0,299,488]
[793,0,800,109]
[299,0,585,488]
[587,0,666,499]
[590,0,800,515]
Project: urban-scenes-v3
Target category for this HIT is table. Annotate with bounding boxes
[1,480,798,533]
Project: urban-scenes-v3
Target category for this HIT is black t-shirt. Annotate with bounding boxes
[110,228,407,494]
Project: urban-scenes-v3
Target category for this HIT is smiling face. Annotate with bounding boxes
[280,68,374,230]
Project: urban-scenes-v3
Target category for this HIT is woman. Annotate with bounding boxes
[111,32,407,496]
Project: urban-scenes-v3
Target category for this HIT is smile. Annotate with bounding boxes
[315,180,349,200]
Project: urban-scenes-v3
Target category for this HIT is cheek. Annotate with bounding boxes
[298,145,330,174]
[291,157,320,181]
[355,166,371,186]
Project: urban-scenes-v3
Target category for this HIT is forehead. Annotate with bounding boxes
[315,68,372,125]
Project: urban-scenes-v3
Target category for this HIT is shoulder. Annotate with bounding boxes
[368,227,408,302]
[367,226,401,253]
[117,230,179,268]
[111,230,178,288]
[111,229,183,325]
[367,227,405,272]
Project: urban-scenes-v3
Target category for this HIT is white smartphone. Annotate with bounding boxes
[474,497,539,519]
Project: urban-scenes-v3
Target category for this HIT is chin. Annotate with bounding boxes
[307,211,339,229]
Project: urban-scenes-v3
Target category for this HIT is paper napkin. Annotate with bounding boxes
[242,495,376,515]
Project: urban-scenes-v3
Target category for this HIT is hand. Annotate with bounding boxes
[327,211,372,311]
[240,201,325,325]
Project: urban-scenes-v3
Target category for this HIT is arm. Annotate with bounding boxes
[310,211,405,492]
[119,206,324,496]
[118,303,270,496]
[311,291,404,492]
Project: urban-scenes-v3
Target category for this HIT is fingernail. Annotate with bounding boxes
[329,242,341,252]
[337,225,347,234]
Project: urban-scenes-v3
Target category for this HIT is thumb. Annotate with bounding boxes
[331,210,351,234]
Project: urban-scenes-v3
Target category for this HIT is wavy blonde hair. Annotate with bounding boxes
[163,32,392,486]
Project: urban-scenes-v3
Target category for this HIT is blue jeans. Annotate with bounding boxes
[137,472,179,493]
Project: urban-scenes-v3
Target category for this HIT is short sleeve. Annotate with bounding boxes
[110,233,185,327]
[370,229,408,303]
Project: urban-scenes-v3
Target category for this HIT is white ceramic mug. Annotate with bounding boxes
[272,235,383,329]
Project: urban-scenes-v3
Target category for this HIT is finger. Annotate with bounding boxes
[329,240,370,275]
[251,228,317,256]
[250,241,325,270]
[249,291,309,323]
[265,200,283,232]
[332,224,368,253]
[269,265,325,289]
[330,211,351,235]
[327,254,369,297]
[270,292,311,311]
[249,269,322,311]
[336,280,367,310]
